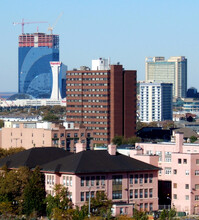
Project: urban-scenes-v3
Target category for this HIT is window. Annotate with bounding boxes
[96,176,100,186]
[173,183,177,188]
[130,175,133,184]
[149,203,153,211]
[112,175,122,185]
[66,176,69,186]
[81,192,84,201]
[149,174,153,183]
[81,177,84,187]
[140,174,143,184]
[140,189,143,198]
[144,189,148,198]
[112,190,122,200]
[145,203,148,211]
[183,159,187,164]
[91,191,95,198]
[178,159,182,164]
[185,170,189,175]
[156,151,162,162]
[195,170,199,176]
[173,194,177,199]
[165,152,171,162]
[144,174,148,183]
[165,167,171,175]
[86,176,90,186]
[149,189,153,198]
[185,184,189,189]
[173,169,177,174]
[195,184,199,190]
[196,159,199,164]
[135,174,138,184]
[140,203,143,210]
[120,208,124,215]
[101,176,105,186]
[185,195,189,200]
[70,177,72,186]
[134,189,138,198]
[86,192,89,201]
[130,190,133,199]
[195,195,199,200]
[91,176,95,186]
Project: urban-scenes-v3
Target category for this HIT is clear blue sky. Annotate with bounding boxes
[1,0,199,92]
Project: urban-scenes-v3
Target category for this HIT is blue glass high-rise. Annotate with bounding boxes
[18,33,60,99]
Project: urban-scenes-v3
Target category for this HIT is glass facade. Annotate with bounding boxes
[145,56,187,98]
[18,46,59,98]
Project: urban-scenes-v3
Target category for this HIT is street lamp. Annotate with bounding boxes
[88,186,91,218]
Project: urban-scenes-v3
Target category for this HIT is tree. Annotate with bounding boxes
[112,136,141,146]
[83,191,112,218]
[22,166,46,217]
[45,184,73,219]
[43,112,59,122]
[190,136,197,143]
[132,208,148,220]
[112,136,124,146]
[0,120,4,128]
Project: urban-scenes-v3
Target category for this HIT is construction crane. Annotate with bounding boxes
[48,12,63,34]
[13,19,48,34]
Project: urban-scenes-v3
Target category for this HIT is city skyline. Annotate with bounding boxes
[1,0,199,92]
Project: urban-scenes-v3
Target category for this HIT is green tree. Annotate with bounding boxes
[112,135,141,146]
[112,136,124,146]
[45,184,73,219]
[22,166,46,217]
[190,136,197,143]
[127,136,141,145]
[0,120,4,128]
[83,191,112,218]
[132,208,148,220]
[159,209,168,220]
[168,208,176,219]
[43,112,59,122]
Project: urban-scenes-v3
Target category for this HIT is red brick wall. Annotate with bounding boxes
[110,65,124,141]
[123,70,137,138]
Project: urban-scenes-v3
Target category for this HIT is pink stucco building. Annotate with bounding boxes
[135,132,199,215]
[41,144,159,216]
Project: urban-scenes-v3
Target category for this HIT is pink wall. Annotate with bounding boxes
[43,170,159,216]
[135,133,199,214]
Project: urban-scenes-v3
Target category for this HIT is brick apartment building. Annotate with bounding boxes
[66,59,137,145]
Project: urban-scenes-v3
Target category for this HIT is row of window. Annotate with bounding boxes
[67,115,109,119]
[67,72,109,76]
[67,77,109,81]
[81,176,105,187]
[63,176,73,187]
[67,94,109,97]
[165,168,199,176]
[67,89,109,92]
[129,174,153,184]
[67,100,109,104]
[67,83,108,86]
[130,188,153,199]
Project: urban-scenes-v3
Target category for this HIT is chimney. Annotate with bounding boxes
[108,143,117,155]
[76,142,86,153]
[175,132,183,153]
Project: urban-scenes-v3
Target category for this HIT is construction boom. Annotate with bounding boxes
[13,19,48,34]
